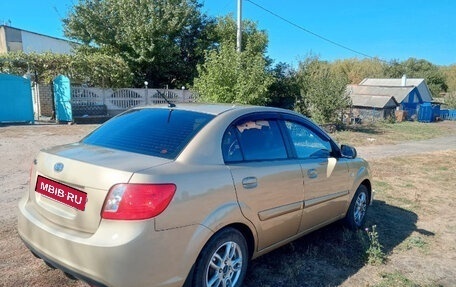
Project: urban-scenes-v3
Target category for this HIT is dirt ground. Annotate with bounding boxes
[1,122,455,287]
[0,124,96,287]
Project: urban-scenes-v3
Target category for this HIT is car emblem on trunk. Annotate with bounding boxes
[54,163,64,172]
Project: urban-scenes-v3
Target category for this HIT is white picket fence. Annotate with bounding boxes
[71,87,197,115]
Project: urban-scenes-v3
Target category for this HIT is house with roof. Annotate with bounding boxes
[347,75,433,121]
[0,25,75,55]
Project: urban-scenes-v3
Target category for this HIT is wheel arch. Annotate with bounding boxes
[196,201,257,258]
[350,161,373,204]
[222,223,255,259]
[360,179,373,204]
[196,223,256,263]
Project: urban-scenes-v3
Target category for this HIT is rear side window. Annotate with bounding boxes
[83,108,214,159]
[223,119,287,162]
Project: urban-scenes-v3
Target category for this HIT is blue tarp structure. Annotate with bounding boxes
[0,73,34,124]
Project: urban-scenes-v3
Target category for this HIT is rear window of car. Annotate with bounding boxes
[82,108,214,159]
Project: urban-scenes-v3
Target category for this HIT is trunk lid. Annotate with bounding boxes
[30,142,171,234]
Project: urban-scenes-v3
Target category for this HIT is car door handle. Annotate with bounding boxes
[307,169,318,179]
[242,177,257,189]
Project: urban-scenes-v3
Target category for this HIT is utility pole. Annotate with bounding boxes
[236,0,242,53]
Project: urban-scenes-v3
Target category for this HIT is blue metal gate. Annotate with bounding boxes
[440,109,456,120]
[0,73,34,124]
[53,75,72,122]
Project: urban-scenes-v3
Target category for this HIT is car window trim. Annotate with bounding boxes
[222,111,343,163]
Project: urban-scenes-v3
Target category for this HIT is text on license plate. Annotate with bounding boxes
[35,175,87,211]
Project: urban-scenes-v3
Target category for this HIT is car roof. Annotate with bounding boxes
[138,103,295,117]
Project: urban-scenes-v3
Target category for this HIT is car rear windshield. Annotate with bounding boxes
[82,108,215,159]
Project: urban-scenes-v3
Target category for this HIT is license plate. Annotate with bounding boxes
[35,175,87,211]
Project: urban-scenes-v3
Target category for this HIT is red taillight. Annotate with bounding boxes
[101,183,176,220]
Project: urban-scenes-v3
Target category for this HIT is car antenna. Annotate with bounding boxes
[156,90,176,108]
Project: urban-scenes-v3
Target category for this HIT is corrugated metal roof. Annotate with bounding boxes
[350,94,399,108]
[359,77,433,102]
[360,78,425,87]
[348,85,415,103]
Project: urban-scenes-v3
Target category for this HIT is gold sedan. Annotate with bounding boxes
[18,104,372,287]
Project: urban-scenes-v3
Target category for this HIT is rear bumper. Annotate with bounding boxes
[17,196,208,287]
[21,239,108,287]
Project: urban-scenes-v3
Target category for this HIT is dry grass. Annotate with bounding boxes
[333,120,456,146]
[243,150,456,287]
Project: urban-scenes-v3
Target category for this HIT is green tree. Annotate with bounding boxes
[71,51,132,87]
[297,55,350,124]
[0,52,37,77]
[193,16,273,105]
[442,64,456,93]
[0,52,71,83]
[267,62,300,109]
[64,0,214,87]
[441,64,456,108]
[443,93,456,108]
[0,51,131,87]
[331,58,386,84]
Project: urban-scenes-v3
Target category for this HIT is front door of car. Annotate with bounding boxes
[222,117,304,251]
[283,120,351,232]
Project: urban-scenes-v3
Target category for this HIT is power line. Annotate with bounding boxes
[244,0,386,62]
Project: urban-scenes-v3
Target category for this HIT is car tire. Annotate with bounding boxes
[192,227,248,287]
[345,185,369,230]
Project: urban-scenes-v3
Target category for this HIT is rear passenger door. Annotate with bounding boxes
[223,114,304,251]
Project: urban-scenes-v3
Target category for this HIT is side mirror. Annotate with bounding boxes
[340,145,357,159]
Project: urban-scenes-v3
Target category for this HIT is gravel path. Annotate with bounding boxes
[357,134,456,160]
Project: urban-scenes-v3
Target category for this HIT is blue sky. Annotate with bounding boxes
[1,0,455,66]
